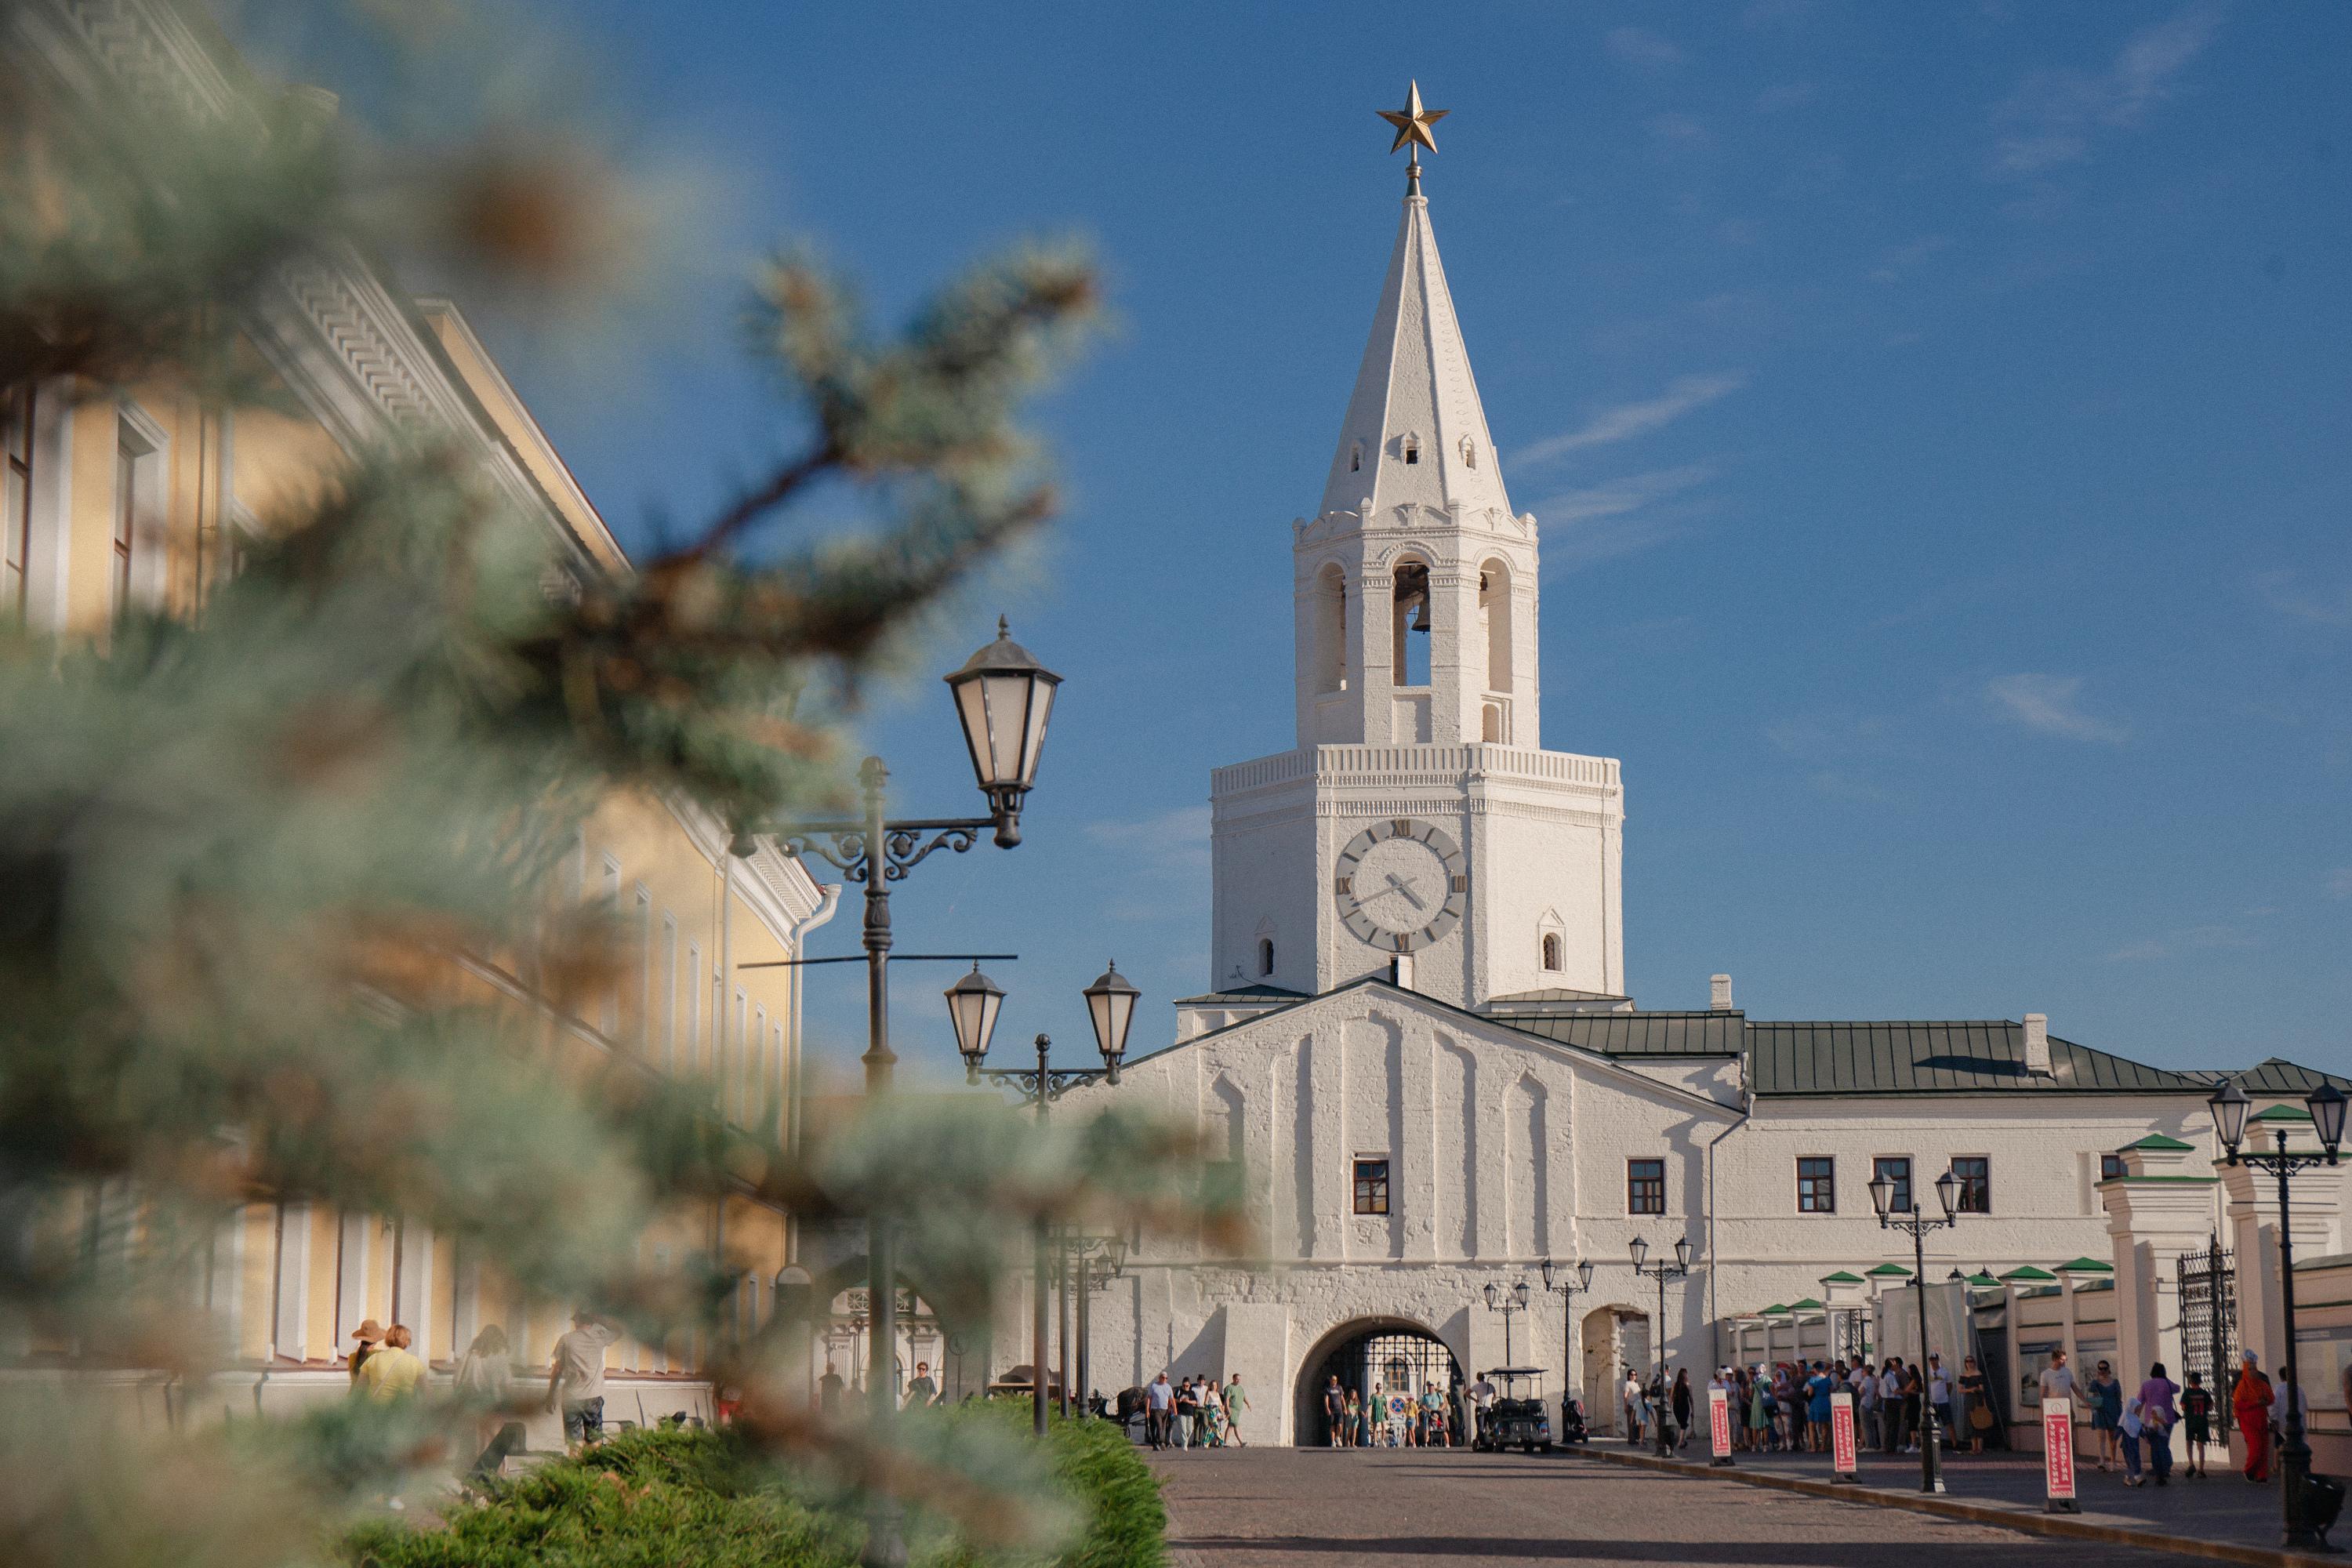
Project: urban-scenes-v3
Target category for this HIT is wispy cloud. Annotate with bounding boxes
[1084,805,1209,922]
[1871,234,1951,285]
[1755,81,1816,113]
[1534,464,1716,573]
[1516,374,1746,466]
[1985,673,2129,742]
[1991,3,2223,175]
[1605,25,1682,67]
[2256,569,2352,629]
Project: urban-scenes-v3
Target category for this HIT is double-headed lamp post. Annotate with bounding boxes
[1539,1257,1596,1431]
[1073,1232,1129,1420]
[2209,1076,2347,1550]
[773,619,1058,1568]
[1483,1278,1532,1368]
[953,960,1141,1437]
[1868,1163,1963,1496]
[1628,1235,1695,1458]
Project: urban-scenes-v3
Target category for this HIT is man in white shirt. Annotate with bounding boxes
[1878,1359,1907,1454]
[546,1310,619,1452]
[1928,1355,1953,1446]
[1468,1372,1497,1445]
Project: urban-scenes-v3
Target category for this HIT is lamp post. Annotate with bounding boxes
[1868,1163,1965,1495]
[1483,1278,1532,1368]
[1072,1232,1127,1420]
[2210,1076,2347,1550]
[967,961,1140,1436]
[771,619,1059,1568]
[1628,1236,1695,1459]
[1538,1257,1595,1434]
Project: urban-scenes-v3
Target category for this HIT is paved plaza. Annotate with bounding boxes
[1152,1446,2238,1567]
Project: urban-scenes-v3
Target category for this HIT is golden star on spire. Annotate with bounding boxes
[1377,80,1448,158]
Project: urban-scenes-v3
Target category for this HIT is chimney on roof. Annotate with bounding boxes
[1710,973,1733,1011]
[2024,1013,2052,1076]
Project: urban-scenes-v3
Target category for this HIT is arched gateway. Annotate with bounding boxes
[1292,1316,1462,1446]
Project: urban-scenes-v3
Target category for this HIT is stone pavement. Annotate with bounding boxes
[1607,1436,2306,1559]
[1150,1445,2232,1566]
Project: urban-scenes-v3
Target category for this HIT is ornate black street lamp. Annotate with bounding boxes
[1483,1278,1532,1368]
[768,619,1058,1568]
[1629,1235,1695,1458]
[968,962,1139,1436]
[1072,1232,1128,1421]
[1538,1257,1595,1438]
[1869,1163,1964,1495]
[2210,1076,2347,1550]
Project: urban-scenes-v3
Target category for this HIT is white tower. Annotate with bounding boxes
[1207,112,1625,1011]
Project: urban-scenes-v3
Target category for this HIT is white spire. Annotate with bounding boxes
[1316,187,1513,528]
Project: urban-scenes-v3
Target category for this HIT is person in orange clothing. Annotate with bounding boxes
[2232,1350,2275,1482]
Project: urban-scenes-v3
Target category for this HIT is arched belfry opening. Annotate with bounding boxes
[1479,558,1513,695]
[1313,564,1348,694]
[1392,559,1432,688]
[1293,1316,1462,1445]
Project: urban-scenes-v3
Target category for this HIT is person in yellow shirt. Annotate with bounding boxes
[357,1323,426,1399]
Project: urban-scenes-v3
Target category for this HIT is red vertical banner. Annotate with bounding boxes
[1708,1385,1733,1464]
[1830,1390,1858,1479]
[2043,1396,2078,1512]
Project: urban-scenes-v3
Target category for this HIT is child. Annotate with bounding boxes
[2180,1370,2214,1479]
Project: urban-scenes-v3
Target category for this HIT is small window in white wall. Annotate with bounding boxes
[1540,932,1562,972]
[1258,938,1274,978]
[1402,434,1421,465]
[1459,434,1477,470]
[1349,440,1363,473]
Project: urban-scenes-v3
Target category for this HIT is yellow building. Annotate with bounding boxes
[6,0,837,1432]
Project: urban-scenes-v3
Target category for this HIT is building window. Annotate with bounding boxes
[2100,1152,2126,1182]
[1349,440,1363,473]
[1797,1156,1835,1214]
[1257,937,1275,977]
[1872,1156,1911,1215]
[1402,434,1420,465]
[4,386,31,613]
[1627,1157,1664,1215]
[1540,932,1562,971]
[1459,434,1477,470]
[1352,1158,1390,1215]
[1951,1156,1991,1214]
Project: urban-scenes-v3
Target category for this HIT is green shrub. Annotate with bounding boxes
[342,1415,1163,1568]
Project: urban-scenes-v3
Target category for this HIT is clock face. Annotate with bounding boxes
[1334,819,1468,953]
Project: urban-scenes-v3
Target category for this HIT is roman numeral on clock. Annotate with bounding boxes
[1334,876,1351,895]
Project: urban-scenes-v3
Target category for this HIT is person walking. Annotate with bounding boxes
[1928,1356,1953,1451]
[1173,1377,1196,1450]
[1342,1387,1363,1447]
[452,1323,516,1479]
[1747,1367,1771,1452]
[2233,1351,2274,1482]
[358,1323,425,1399]
[1225,1373,1250,1446]
[1855,1360,1882,1453]
[1804,1362,1833,1453]
[347,1318,386,1387]
[1621,1367,1644,1446]
[1671,1370,1695,1452]
[2086,1360,2123,1472]
[2138,1361,2179,1486]
[1901,1359,1926,1454]
[1420,1381,1446,1447]
[903,1360,939,1410]
[546,1309,619,1453]
[2119,1394,2147,1485]
[1877,1358,1905,1454]
[2180,1370,2215,1478]
[1146,1373,1174,1450]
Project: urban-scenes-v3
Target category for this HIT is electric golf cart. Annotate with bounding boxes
[1474,1366,1553,1453]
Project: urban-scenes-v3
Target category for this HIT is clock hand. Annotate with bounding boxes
[1384,872,1427,912]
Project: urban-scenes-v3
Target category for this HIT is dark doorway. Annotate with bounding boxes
[1294,1318,1461,1446]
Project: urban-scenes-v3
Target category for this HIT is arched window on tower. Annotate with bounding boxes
[1459,435,1477,470]
[1349,440,1363,474]
[1313,564,1348,693]
[1392,560,1431,687]
[1479,560,1514,694]
[1402,434,1421,466]
[1541,932,1562,973]
[1258,937,1275,978]
[1482,702,1502,742]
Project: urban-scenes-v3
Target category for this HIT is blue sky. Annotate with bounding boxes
[489,1,2350,1080]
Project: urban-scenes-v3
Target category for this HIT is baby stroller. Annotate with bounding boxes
[1558,1395,1591,1445]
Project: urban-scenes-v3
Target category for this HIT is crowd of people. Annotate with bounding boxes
[1139,1371,1253,1450]
[1310,1374,1467,1448]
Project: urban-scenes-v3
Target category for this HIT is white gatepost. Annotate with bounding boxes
[2099,1134,2219,1382]
[2220,1111,2343,1374]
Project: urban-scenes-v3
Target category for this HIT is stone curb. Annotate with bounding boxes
[1570,1443,2334,1568]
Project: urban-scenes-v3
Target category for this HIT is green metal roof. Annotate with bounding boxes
[1501,1010,1747,1057]
[2205,1058,2352,1095]
[2122,1133,2196,1152]
[1743,1020,2208,1097]
[1820,1270,1864,1283]
[1966,1272,2000,1287]
[2252,1105,2314,1123]
[1999,1265,2056,1281]
[2057,1257,2113,1273]
[1171,984,1307,1007]
[1761,1304,1791,1315]
[1788,1297,1825,1310]
[1866,1263,1913,1277]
